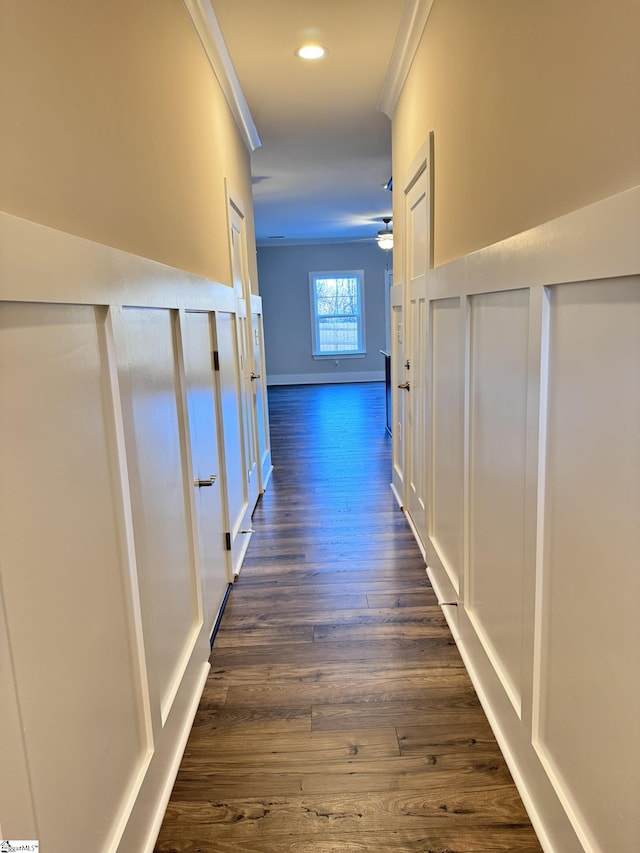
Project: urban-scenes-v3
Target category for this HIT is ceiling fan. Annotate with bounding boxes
[349,215,393,250]
[376,217,393,251]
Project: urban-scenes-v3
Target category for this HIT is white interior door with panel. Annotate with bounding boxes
[215,309,254,576]
[229,199,259,513]
[249,298,273,490]
[182,310,230,637]
[402,152,432,548]
[390,283,405,506]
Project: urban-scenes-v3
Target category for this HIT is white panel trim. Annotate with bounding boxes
[531,287,552,749]
[139,662,210,853]
[181,0,261,152]
[452,628,557,853]
[174,309,207,632]
[405,189,640,853]
[466,608,523,719]
[0,583,37,837]
[427,186,640,299]
[96,308,157,853]
[0,213,239,311]
[390,480,404,510]
[428,535,460,596]
[426,564,457,609]
[101,308,155,752]
[528,280,639,853]
[266,371,384,386]
[157,311,206,727]
[0,213,258,851]
[378,0,435,119]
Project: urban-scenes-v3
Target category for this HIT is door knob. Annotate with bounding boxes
[397,381,410,391]
[194,475,217,487]
[250,372,261,381]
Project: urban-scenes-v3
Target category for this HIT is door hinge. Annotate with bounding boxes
[225,532,231,551]
[212,350,220,371]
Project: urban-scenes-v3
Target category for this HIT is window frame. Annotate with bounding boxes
[308,269,366,358]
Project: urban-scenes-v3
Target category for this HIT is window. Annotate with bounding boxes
[309,270,365,357]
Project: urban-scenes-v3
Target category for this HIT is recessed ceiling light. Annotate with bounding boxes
[296,44,326,60]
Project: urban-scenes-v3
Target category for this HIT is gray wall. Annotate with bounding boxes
[257,241,390,385]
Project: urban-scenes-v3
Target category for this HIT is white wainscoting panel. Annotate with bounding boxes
[0,213,265,852]
[467,288,530,717]
[394,187,640,853]
[429,296,464,593]
[116,307,202,728]
[0,302,151,851]
[533,277,640,853]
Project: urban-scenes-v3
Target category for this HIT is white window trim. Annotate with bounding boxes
[309,270,366,358]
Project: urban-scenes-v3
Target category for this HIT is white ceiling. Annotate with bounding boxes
[210,0,408,246]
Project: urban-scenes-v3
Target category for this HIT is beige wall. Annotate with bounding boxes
[0,0,256,286]
[393,0,640,268]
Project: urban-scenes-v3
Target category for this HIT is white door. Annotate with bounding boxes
[403,156,432,547]
[229,201,259,513]
[182,310,230,636]
[214,310,253,576]
[390,285,406,505]
[250,304,273,490]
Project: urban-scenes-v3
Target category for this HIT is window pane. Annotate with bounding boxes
[315,277,358,316]
[310,270,364,356]
[318,316,359,352]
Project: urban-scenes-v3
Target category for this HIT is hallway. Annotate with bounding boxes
[155,382,542,852]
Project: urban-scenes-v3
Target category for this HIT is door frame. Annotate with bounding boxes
[394,133,434,550]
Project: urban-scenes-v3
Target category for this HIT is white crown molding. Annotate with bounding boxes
[182,0,261,152]
[378,0,435,119]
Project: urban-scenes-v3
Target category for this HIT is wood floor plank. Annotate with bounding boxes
[155,827,542,853]
[223,592,369,615]
[218,604,448,630]
[233,563,430,586]
[211,624,314,648]
[311,698,490,732]
[222,675,475,710]
[181,728,400,764]
[155,383,541,853]
[158,785,533,841]
[367,591,440,609]
[209,636,462,669]
[208,660,465,689]
[169,754,517,800]
[189,705,312,735]
[228,578,434,598]
[312,621,451,642]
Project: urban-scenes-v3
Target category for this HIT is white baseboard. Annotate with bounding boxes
[267,371,384,386]
[141,662,211,853]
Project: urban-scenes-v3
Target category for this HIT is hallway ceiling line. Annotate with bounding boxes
[378,0,435,119]
[205,0,433,245]
[183,0,261,152]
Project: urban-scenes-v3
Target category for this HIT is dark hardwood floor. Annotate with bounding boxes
[155,382,542,852]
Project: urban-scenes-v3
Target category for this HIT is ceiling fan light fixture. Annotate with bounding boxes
[296,44,326,60]
[377,217,393,251]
